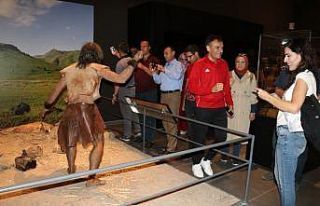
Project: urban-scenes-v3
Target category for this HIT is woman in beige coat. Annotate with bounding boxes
[226,54,258,165]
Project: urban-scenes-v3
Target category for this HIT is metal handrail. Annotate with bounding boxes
[0,137,252,193]
[0,97,255,206]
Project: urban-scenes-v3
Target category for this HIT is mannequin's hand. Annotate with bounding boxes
[40,109,50,119]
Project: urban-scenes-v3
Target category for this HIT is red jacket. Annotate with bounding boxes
[188,56,233,109]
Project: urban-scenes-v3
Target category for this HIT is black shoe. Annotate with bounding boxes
[262,172,274,181]
[165,150,175,154]
[119,136,130,142]
[132,136,143,143]
[161,147,175,154]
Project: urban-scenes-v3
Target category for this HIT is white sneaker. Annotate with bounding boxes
[231,160,240,166]
[192,163,204,178]
[200,158,213,176]
[132,132,142,138]
[119,136,130,142]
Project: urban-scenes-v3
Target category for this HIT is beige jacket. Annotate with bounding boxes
[227,70,258,141]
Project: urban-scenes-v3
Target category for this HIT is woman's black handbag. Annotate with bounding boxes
[301,94,320,152]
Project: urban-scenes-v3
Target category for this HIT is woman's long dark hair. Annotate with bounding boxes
[283,38,319,90]
[77,42,104,69]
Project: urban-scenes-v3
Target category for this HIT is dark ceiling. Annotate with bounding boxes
[59,0,320,35]
[60,0,93,5]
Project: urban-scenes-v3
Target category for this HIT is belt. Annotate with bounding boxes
[161,89,180,94]
[125,85,135,88]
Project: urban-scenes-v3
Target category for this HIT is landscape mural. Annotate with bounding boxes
[0,0,93,128]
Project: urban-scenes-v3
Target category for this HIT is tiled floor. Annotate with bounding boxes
[109,124,320,206]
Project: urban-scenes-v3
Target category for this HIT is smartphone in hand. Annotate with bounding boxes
[110,46,116,55]
[225,106,234,116]
[149,61,157,71]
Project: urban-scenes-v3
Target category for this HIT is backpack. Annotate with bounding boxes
[301,94,320,152]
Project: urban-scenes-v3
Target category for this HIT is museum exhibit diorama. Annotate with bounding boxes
[1,0,320,206]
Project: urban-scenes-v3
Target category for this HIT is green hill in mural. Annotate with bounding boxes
[35,49,79,69]
[0,43,58,80]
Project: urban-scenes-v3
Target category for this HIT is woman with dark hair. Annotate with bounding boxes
[256,39,319,205]
[42,42,141,187]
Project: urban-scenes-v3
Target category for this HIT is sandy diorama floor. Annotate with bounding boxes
[0,122,239,206]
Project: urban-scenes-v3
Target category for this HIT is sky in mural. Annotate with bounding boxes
[0,0,93,55]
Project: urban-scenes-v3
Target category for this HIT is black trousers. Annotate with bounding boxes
[191,107,227,164]
[185,99,196,140]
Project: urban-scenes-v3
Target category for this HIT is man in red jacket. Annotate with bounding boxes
[188,35,233,178]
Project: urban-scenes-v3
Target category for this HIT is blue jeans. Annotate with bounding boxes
[271,129,308,184]
[136,89,158,143]
[219,144,237,159]
[232,143,241,156]
[275,125,306,206]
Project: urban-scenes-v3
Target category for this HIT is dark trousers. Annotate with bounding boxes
[185,99,196,140]
[136,89,158,143]
[191,107,227,164]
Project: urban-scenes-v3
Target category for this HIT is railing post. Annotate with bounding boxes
[142,107,146,152]
[239,134,255,206]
